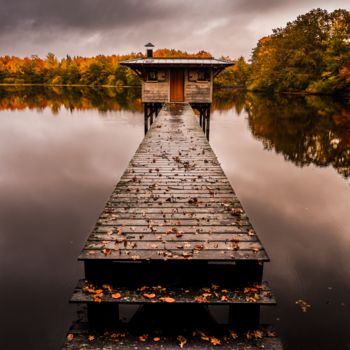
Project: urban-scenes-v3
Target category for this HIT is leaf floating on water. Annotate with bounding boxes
[159,297,176,303]
[66,334,74,342]
[296,299,311,312]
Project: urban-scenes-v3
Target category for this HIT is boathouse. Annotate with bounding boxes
[121,43,233,104]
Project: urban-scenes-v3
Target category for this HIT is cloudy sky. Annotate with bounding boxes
[0,0,348,59]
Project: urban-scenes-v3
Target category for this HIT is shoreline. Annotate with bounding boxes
[0,83,348,98]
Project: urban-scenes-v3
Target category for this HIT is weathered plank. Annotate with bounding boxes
[63,322,282,350]
[71,280,276,305]
[79,104,268,262]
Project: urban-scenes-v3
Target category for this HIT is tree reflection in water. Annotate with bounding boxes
[0,85,142,113]
[213,89,350,179]
[0,85,349,178]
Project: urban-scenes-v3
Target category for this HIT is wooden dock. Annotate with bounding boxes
[63,103,282,349]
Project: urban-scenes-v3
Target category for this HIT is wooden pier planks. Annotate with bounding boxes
[79,103,269,263]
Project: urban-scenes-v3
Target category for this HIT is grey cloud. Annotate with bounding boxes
[0,0,348,58]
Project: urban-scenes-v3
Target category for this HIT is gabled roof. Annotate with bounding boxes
[120,57,234,68]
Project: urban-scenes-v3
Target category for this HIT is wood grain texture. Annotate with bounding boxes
[79,103,269,262]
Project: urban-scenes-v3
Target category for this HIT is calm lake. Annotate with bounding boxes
[0,86,349,350]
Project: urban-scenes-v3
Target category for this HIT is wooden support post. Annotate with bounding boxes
[144,104,149,134]
[150,109,154,125]
[228,304,260,328]
[202,109,206,133]
[87,304,120,329]
[144,103,163,133]
[205,106,210,141]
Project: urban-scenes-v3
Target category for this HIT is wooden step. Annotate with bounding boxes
[83,260,264,287]
[70,280,276,305]
[63,320,282,350]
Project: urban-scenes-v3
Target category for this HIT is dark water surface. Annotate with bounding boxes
[0,86,349,350]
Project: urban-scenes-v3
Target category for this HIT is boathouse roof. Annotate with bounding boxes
[120,57,233,68]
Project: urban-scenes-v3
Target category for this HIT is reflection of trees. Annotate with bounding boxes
[0,86,142,113]
[0,86,349,178]
[212,89,246,114]
[212,90,350,179]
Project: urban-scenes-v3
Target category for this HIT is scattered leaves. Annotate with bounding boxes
[102,248,112,256]
[177,335,187,348]
[210,337,221,346]
[111,293,122,299]
[143,293,156,299]
[296,299,311,312]
[159,297,176,303]
[138,334,148,342]
[230,331,238,339]
[267,330,278,337]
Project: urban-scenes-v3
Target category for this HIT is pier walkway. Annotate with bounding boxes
[63,103,282,349]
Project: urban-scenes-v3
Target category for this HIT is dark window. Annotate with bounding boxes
[197,70,210,81]
[148,71,157,81]
[188,70,196,82]
[158,70,167,82]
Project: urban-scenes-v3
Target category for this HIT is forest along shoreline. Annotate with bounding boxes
[0,9,349,97]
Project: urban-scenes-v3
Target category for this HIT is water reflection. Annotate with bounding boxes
[213,90,350,179]
[0,85,142,113]
[0,86,349,350]
[1,86,348,179]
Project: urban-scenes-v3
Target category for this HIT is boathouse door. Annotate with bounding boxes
[170,70,184,102]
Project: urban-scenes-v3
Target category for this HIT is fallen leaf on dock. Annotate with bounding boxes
[246,330,263,340]
[267,330,278,337]
[143,293,156,299]
[210,337,221,346]
[111,293,122,299]
[66,334,74,342]
[88,335,95,341]
[102,248,112,256]
[138,335,148,342]
[159,297,176,303]
[177,335,187,348]
[230,331,238,339]
[198,331,209,341]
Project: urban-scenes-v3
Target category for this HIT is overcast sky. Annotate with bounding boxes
[0,0,348,59]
